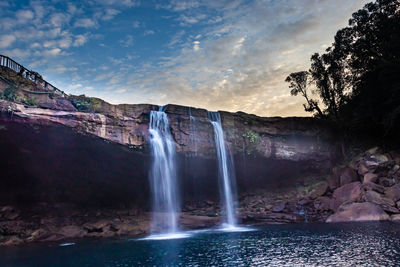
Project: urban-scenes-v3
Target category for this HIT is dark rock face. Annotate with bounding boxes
[0,99,338,206]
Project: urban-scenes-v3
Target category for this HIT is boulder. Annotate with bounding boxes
[326,175,340,191]
[381,205,400,214]
[308,181,328,199]
[326,202,389,222]
[364,154,389,168]
[3,236,24,246]
[4,212,19,220]
[272,202,286,212]
[332,182,362,211]
[363,190,395,206]
[385,184,400,202]
[83,219,111,233]
[59,225,85,238]
[314,196,332,211]
[27,228,48,241]
[337,167,359,186]
[379,177,395,187]
[363,190,398,213]
[391,214,400,221]
[358,163,369,176]
[361,182,385,194]
[363,173,378,184]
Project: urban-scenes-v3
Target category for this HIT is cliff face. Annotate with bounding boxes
[0,98,339,208]
[0,99,335,163]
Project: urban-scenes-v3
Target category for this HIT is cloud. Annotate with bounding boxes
[193,40,200,51]
[74,18,97,28]
[117,0,371,117]
[144,30,155,36]
[102,8,121,21]
[94,0,140,7]
[73,34,88,47]
[0,34,16,48]
[161,0,200,11]
[119,35,134,47]
[16,10,34,23]
[115,88,127,93]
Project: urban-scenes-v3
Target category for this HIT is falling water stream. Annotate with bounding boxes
[147,106,188,239]
[208,112,238,228]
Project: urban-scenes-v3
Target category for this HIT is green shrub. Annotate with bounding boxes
[23,96,37,107]
[242,130,259,155]
[2,87,18,101]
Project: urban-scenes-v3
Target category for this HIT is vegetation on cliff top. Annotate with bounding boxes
[286,0,400,146]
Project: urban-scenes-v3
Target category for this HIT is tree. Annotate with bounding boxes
[285,71,323,117]
[286,0,400,144]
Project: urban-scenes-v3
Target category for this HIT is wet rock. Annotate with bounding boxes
[391,214,400,221]
[385,184,400,202]
[27,229,48,241]
[326,202,389,222]
[3,236,24,246]
[308,181,328,199]
[205,200,214,206]
[363,173,378,184]
[4,212,19,220]
[180,214,220,229]
[332,182,362,211]
[298,199,312,206]
[245,212,303,223]
[83,220,110,233]
[272,203,286,212]
[59,225,85,238]
[41,234,65,242]
[314,196,332,211]
[1,206,14,213]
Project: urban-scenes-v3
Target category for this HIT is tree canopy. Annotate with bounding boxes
[286,0,400,144]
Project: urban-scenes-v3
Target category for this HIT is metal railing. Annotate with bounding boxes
[0,54,66,97]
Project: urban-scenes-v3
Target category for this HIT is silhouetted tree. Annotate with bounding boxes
[286,0,400,144]
[285,71,323,117]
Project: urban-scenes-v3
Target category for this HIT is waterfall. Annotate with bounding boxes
[148,106,179,235]
[208,112,238,228]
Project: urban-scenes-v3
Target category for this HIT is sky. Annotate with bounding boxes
[0,0,370,117]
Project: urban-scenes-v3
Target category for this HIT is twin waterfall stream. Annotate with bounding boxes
[147,107,241,239]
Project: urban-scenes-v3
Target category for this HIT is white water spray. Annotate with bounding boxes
[148,106,180,235]
[208,112,238,228]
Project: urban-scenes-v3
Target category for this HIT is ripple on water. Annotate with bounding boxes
[1,222,400,266]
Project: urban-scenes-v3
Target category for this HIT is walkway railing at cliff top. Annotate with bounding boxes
[0,54,66,97]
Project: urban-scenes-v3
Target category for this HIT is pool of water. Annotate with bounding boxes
[1,222,400,266]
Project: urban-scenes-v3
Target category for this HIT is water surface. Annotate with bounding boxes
[1,222,400,266]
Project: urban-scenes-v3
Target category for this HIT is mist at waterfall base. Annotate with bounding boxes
[2,222,400,266]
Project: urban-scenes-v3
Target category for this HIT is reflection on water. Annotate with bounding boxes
[1,222,400,266]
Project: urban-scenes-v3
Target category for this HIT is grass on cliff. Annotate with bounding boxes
[67,95,104,113]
